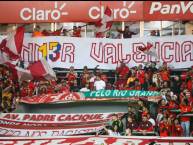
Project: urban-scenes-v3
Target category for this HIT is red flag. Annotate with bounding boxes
[94,6,113,38]
[0,25,25,64]
[5,58,56,81]
[51,27,63,36]
[138,43,158,59]
[42,29,51,36]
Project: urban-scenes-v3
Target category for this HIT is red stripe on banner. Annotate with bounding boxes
[0,123,107,130]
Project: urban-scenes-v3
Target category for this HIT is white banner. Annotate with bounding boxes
[0,136,193,145]
[0,124,107,137]
[1,35,193,69]
[0,112,125,126]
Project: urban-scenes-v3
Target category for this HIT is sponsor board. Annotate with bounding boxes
[0,112,125,126]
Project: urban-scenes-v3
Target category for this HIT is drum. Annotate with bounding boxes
[152,73,163,89]
[38,85,48,95]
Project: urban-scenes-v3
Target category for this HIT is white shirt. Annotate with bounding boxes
[108,130,120,136]
[148,118,156,126]
[79,87,90,92]
[162,91,174,104]
[94,80,106,90]
[90,76,96,83]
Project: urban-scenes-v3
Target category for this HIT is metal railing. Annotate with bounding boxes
[121,131,159,136]
[176,113,193,118]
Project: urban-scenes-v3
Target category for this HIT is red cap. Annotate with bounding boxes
[151,30,156,33]
[163,62,167,65]
[36,26,41,29]
[191,65,193,69]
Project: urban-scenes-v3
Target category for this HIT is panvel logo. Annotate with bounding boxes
[39,42,61,61]
[149,1,193,14]
[20,2,68,21]
[89,1,136,19]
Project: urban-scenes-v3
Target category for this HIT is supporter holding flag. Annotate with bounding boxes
[94,6,113,38]
[121,106,137,124]
[80,66,92,87]
[125,116,138,133]
[138,115,153,135]
[157,115,171,137]
[116,26,138,39]
[79,82,90,93]
[94,75,106,91]
[50,27,63,36]
[179,99,192,137]
[168,117,183,137]
[32,26,44,37]
[128,94,145,124]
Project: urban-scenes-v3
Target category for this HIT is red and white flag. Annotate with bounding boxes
[138,43,158,59]
[94,6,113,38]
[50,26,63,36]
[0,25,25,64]
[5,58,56,81]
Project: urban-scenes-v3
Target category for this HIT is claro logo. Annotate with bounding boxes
[89,1,137,19]
[20,2,68,21]
[150,1,193,14]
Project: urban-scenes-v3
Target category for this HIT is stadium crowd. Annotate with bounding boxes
[0,26,193,138]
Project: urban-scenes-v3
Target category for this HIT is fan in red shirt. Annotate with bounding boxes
[136,64,145,84]
[97,69,108,83]
[50,71,58,86]
[134,78,142,90]
[80,66,92,87]
[125,82,134,90]
[27,81,37,96]
[142,105,149,118]
[20,81,32,98]
[71,26,78,37]
[60,80,70,93]
[168,95,179,118]
[157,116,171,137]
[179,88,189,103]
[163,62,171,84]
[77,26,82,37]
[148,83,158,91]
[66,66,77,87]
[138,116,153,135]
[114,61,130,86]
[168,117,183,137]
[113,77,125,91]
[158,99,169,113]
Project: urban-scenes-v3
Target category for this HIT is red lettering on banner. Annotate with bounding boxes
[103,43,116,64]
[58,115,66,121]
[21,43,33,62]
[65,130,74,136]
[96,114,103,119]
[78,115,83,121]
[50,115,56,121]
[107,113,113,118]
[25,131,30,137]
[23,115,30,121]
[181,41,193,62]
[118,44,131,63]
[12,131,21,136]
[161,42,174,62]
[82,115,90,121]
[12,114,19,120]
[32,131,41,137]
[64,115,71,121]
[90,43,103,63]
[78,129,88,134]
[29,115,36,121]
[59,130,65,136]
[3,114,11,119]
[0,128,8,135]
[90,114,98,120]
[49,42,61,62]
[61,43,75,63]
[37,115,44,121]
[51,131,59,136]
[43,115,51,121]
[72,115,79,121]
[175,42,180,62]
[6,130,14,136]
[133,43,146,63]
